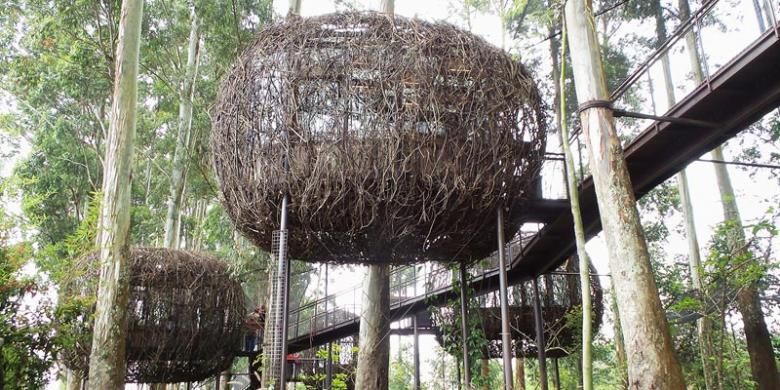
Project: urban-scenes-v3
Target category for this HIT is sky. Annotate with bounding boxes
[1,0,778,388]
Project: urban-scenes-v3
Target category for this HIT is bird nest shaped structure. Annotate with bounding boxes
[59,248,246,383]
[211,12,547,264]
[434,259,603,359]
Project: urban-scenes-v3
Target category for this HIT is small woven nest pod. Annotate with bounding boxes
[59,248,245,383]
[434,259,603,359]
[211,12,547,264]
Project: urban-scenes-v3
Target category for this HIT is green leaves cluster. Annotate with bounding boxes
[0,208,59,389]
[427,267,491,388]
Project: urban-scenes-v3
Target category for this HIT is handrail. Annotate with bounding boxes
[609,0,720,101]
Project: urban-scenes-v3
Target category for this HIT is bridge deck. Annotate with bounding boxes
[287,20,780,354]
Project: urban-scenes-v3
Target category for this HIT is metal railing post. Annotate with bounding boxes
[459,262,472,388]
[532,277,548,390]
[497,209,514,390]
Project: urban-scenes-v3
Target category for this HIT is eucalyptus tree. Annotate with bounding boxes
[86,0,143,386]
[162,4,201,249]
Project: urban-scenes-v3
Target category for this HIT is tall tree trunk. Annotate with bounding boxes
[563,1,686,388]
[678,169,718,390]
[480,358,490,390]
[653,2,718,388]
[163,6,200,248]
[558,18,593,390]
[87,0,143,387]
[548,24,561,135]
[355,264,391,390]
[711,146,779,389]
[515,358,525,390]
[289,0,302,16]
[64,368,84,390]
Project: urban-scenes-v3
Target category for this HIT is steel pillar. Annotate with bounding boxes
[325,264,333,390]
[497,208,514,390]
[279,194,290,387]
[459,262,472,388]
[413,316,421,390]
[532,278,548,390]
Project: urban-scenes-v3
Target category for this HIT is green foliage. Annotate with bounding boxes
[0,210,59,388]
[298,344,351,390]
[389,342,415,390]
[427,268,490,388]
[705,216,776,302]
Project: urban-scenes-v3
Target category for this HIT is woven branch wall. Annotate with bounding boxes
[60,248,246,383]
[211,12,547,264]
[434,259,603,358]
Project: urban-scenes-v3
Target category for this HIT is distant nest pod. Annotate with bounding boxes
[211,12,547,264]
[59,248,246,384]
[434,259,603,358]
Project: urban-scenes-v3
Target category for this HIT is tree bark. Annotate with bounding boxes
[678,169,718,390]
[289,0,302,16]
[64,368,84,390]
[481,359,490,390]
[711,146,779,389]
[163,6,200,249]
[558,18,593,390]
[355,264,391,390]
[220,370,231,390]
[563,1,686,388]
[515,358,525,390]
[87,0,143,387]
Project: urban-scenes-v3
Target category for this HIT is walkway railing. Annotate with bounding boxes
[558,0,779,185]
[286,231,537,342]
[285,0,779,347]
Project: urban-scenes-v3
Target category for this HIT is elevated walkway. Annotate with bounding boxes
[285,0,780,353]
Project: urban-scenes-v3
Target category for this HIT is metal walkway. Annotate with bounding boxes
[285,0,780,354]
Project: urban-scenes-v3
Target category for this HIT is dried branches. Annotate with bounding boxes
[60,248,246,383]
[211,12,547,264]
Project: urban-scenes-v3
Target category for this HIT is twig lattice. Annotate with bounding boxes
[211,12,547,264]
[60,248,246,383]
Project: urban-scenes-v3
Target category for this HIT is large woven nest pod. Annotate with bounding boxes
[59,248,246,383]
[211,12,547,264]
[434,259,603,359]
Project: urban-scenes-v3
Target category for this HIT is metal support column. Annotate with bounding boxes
[413,315,421,390]
[263,194,291,389]
[459,262,472,389]
[496,208,514,390]
[279,194,291,388]
[532,277,548,390]
[325,263,333,390]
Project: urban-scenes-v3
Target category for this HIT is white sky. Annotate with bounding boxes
[2,0,777,388]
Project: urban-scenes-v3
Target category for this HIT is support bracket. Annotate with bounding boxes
[577,99,719,129]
